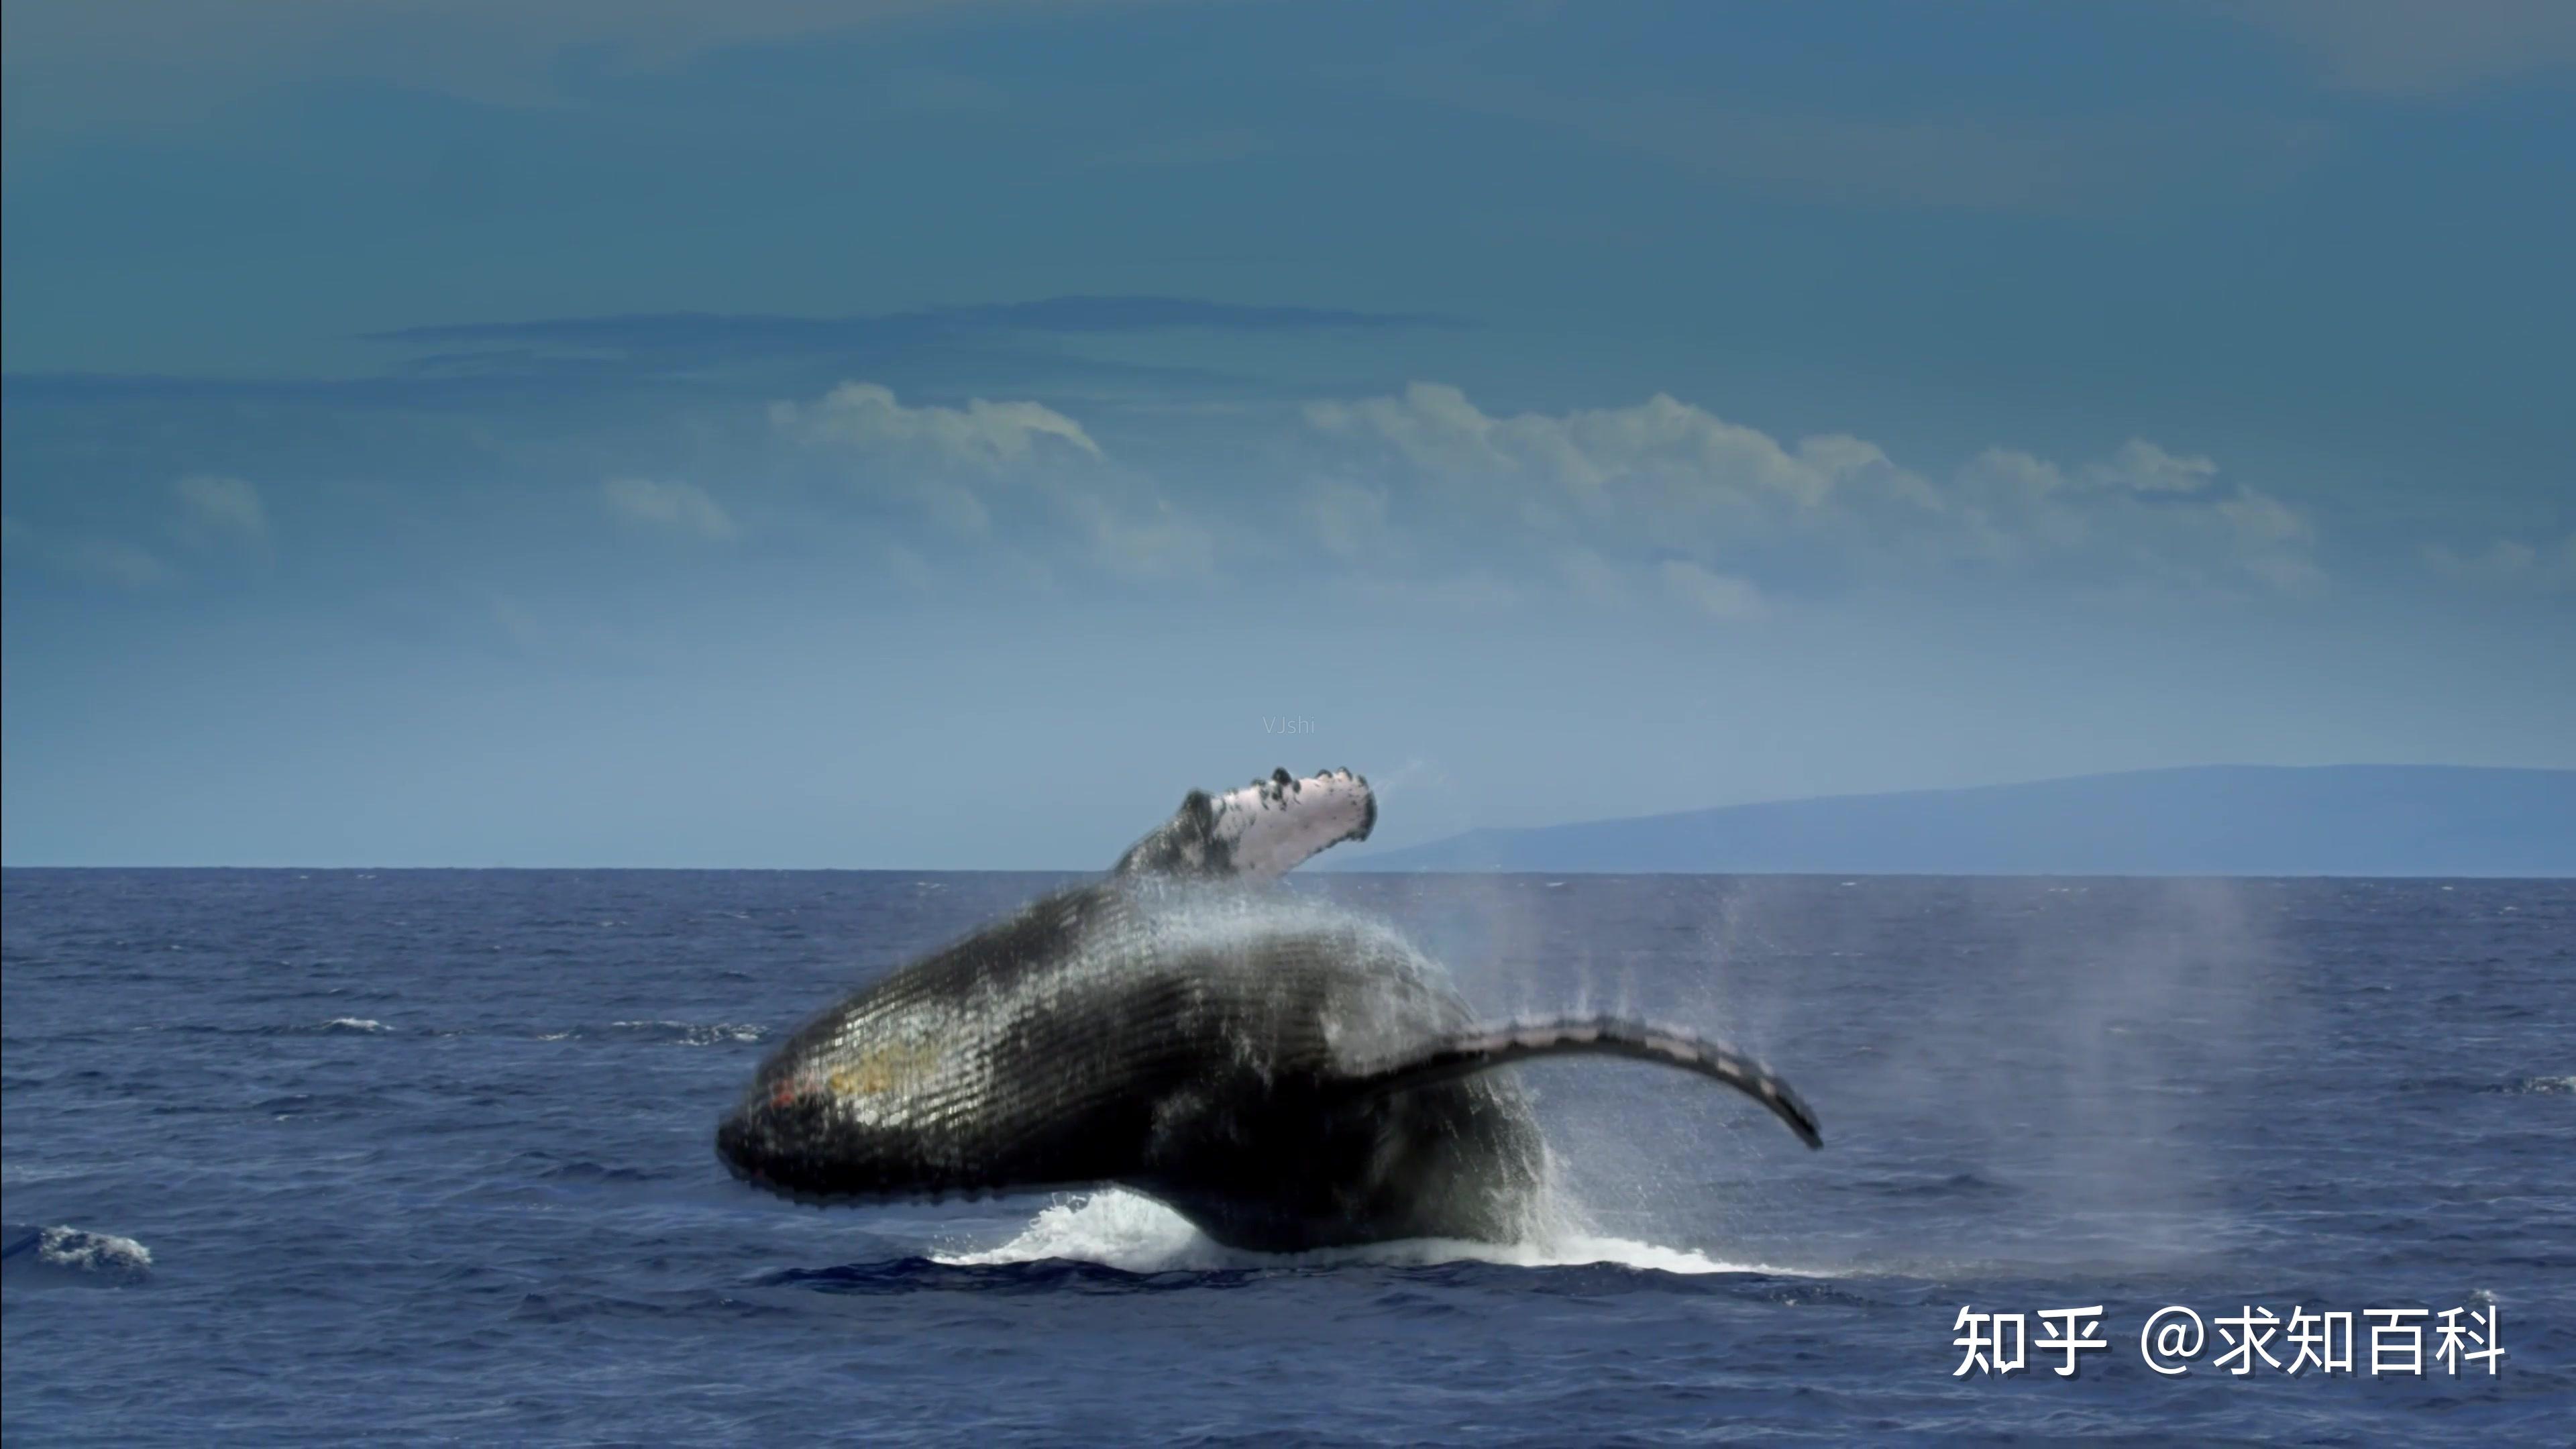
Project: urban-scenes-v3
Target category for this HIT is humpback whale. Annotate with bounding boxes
[716,768,1820,1252]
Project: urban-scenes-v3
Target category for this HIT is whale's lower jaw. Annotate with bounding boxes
[714,1115,1030,1210]
[717,1164,1091,1212]
[715,1104,1540,1250]
[713,1061,1548,1251]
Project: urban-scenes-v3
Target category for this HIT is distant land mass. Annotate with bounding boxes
[1331,765,2576,876]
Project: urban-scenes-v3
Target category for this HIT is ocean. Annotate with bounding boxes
[3,869,2568,1444]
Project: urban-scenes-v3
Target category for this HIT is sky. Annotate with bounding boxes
[3,0,2571,867]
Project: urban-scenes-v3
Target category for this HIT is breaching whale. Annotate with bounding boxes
[715,767,1820,1252]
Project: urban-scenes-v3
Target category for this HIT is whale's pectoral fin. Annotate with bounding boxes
[1339,1018,1823,1150]
[1114,767,1376,881]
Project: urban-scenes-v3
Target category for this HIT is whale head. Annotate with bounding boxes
[714,950,1142,1205]
[713,991,1001,1203]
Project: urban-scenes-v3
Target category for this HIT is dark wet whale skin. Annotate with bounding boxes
[716,771,1820,1252]
[715,880,1550,1251]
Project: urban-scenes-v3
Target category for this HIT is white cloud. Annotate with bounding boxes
[2215,488,2311,545]
[2082,439,2218,494]
[2214,488,2324,595]
[1305,480,1393,563]
[771,379,1211,583]
[2239,0,2576,96]
[1305,382,1914,517]
[910,478,995,538]
[1558,547,1634,604]
[173,474,268,545]
[1076,496,1216,582]
[1307,384,1513,478]
[773,381,1103,470]
[2427,534,2576,592]
[1659,559,1767,621]
[1961,448,2065,500]
[1307,380,2327,606]
[601,477,738,541]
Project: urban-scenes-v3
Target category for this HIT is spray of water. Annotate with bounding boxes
[930,1185,1802,1276]
[904,871,2282,1280]
[1326,873,2293,1280]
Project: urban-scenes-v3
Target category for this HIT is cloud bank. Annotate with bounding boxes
[773,380,1210,582]
[1301,382,2323,610]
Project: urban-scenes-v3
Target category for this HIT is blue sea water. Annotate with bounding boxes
[3,869,2569,1445]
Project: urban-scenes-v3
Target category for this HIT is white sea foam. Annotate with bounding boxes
[35,1226,154,1275]
[930,1188,1796,1277]
[608,1020,767,1046]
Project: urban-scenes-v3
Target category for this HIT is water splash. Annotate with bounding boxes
[604,1020,767,1046]
[930,1188,1804,1277]
[2,1225,154,1281]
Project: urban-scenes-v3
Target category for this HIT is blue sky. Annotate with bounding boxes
[4,0,2571,867]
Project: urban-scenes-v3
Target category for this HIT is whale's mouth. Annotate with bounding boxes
[715,1094,868,1204]
[713,1110,768,1185]
[716,1094,1025,1209]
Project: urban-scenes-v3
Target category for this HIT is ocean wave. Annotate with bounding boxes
[929,1189,1796,1277]
[604,1020,769,1046]
[0,1162,93,1187]
[212,1018,399,1037]
[527,1020,767,1046]
[2482,1075,2575,1095]
[1,1224,154,1281]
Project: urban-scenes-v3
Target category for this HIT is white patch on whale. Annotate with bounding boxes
[1116,767,1377,881]
[1203,768,1376,881]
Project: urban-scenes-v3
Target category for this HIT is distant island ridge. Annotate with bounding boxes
[1326,765,2576,876]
